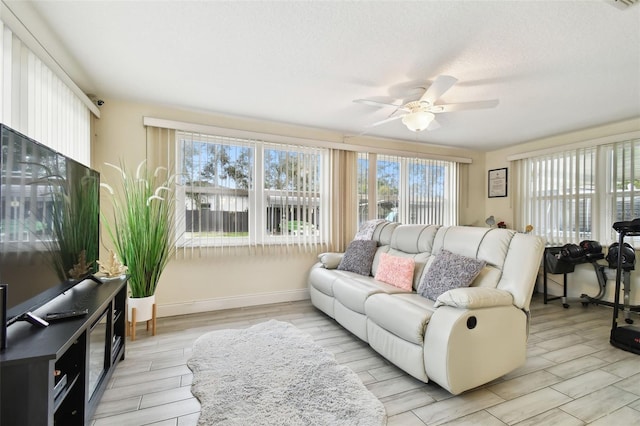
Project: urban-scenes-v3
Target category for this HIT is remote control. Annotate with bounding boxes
[44,309,89,322]
[23,312,49,327]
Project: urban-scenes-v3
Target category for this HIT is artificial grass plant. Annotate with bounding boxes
[101,160,175,298]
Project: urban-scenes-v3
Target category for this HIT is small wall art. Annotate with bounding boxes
[488,168,508,198]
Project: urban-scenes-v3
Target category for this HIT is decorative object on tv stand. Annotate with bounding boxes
[101,160,176,340]
[97,249,128,278]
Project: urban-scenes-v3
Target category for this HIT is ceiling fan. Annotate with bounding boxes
[353,75,499,132]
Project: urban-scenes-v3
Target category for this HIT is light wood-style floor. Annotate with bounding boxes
[90,294,640,426]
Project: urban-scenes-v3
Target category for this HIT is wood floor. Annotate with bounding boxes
[90,294,640,426]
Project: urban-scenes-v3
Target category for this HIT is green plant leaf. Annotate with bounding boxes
[102,160,176,297]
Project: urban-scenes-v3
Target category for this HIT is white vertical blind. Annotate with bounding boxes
[357,153,458,226]
[356,152,369,223]
[406,156,458,225]
[0,19,92,165]
[604,140,640,242]
[514,138,640,246]
[176,131,254,254]
[514,148,595,245]
[174,130,329,256]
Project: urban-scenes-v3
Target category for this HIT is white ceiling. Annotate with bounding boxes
[10,0,640,151]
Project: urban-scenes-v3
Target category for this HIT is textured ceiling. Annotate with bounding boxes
[11,0,640,150]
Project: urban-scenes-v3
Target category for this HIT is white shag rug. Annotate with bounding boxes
[187,320,387,426]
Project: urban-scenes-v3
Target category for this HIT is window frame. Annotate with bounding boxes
[175,132,329,248]
[357,152,458,226]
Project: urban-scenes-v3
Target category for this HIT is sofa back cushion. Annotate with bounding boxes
[431,226,507,288]
[372,221,399,246]
[496,233,545,310]
[391,224,440,253]
[429,226,544,311]
[373,224,441,290]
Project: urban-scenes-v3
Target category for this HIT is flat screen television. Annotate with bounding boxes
[0,124,99,325]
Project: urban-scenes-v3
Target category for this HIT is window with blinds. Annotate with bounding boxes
[516,148,595,245]
[176,131,328,250]
[357,153,458,226]
[515,137,640,245]
[605,140,640,242]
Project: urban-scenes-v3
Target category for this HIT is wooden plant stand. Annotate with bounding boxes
[127,303,157,341]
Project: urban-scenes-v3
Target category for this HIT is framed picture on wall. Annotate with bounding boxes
[488,168,508,198]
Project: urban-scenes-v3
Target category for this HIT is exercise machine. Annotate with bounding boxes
[545,240,640,324]
[545,240,606,309]
[579,241,639,324]
[610,219,640,354]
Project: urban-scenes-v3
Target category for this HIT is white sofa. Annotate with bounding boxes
[308,222,545,394]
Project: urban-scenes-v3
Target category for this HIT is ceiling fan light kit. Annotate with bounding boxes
[402,111,435,132]
[354,75,499,134]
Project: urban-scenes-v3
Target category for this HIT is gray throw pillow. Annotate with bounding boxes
[337,239,378,276]
[418,249,486,301]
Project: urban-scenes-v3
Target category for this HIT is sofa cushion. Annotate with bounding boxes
[337,239,378,275]
[372,221,399,246]
[333,276,405,314]
[418,249,486,301]
[434,287,514,309]
[366,293,435,345]
[308,265,355,297]
[390,224,439,253]
[374,253,415,291]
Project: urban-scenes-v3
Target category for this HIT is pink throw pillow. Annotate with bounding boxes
[374,252,415,291]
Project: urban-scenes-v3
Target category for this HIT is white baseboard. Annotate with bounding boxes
[156,288,311,318]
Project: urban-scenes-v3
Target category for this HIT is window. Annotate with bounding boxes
[0,20,93,165]
[604,140,640,242]
[176,132,328,248]
[357,153,458,226]
[515,137,640,245]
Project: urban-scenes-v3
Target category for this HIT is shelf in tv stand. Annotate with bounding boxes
[53,372,80,412]
[0,276,128,426]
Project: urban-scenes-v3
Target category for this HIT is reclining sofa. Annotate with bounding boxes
[308,222,544,394]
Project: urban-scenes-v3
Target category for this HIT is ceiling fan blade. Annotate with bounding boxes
[420,75,458,104]
[367,114,406,128]
[436,99,499,113]
[353,99,405,109]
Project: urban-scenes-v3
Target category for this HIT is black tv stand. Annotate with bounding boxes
[0,276,127,425]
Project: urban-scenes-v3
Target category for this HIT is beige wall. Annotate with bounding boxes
[93,99,485,317]
[94,100,640,314]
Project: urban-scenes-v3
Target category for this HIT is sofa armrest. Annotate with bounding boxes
[434,287,514,309]
[318,252,344,269]
[424,304,528,394]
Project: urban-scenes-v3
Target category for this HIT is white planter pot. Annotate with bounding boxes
[128,294,155,322]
